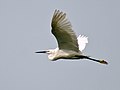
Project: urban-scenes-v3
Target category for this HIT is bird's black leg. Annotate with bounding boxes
[85,56,108,64]
[75,55,108,64]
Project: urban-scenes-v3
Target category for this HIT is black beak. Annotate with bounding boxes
[35,51,48,53]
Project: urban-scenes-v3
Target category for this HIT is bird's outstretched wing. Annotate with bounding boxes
[77,35,88,52]
[51,9,79,52]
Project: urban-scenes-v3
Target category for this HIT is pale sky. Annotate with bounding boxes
[0,0,120,90]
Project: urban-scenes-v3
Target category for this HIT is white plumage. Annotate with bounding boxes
[77,35,88,52]
[36,9,108,64]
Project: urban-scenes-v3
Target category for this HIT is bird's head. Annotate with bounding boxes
[47,48,59,60]
[35,48,59,60]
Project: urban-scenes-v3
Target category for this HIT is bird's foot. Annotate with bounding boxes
[99,60,108,65]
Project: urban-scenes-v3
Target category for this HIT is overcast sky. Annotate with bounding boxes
[0,0,120,90]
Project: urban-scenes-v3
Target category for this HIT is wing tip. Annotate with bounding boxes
[78,34,88,43]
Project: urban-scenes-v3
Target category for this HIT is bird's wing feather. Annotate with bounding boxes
[51,10,79,52]
[77,35,88,52]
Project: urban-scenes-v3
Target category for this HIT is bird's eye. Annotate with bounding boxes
[46,51,52,54]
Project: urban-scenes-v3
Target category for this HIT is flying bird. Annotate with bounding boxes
[36,9,108,64]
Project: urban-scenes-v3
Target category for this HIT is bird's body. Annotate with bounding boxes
[47,48,82,60]
[36,9,108,64]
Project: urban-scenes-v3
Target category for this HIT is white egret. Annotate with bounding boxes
[36,9,108,64]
